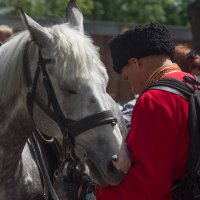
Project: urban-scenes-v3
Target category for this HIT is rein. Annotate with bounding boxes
[23,42,117,199]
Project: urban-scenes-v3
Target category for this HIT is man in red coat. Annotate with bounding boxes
[96,23,190,200]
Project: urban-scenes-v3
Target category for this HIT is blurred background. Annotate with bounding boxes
[0,0,199,104]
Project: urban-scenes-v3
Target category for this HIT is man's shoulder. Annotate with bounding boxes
[138,84,188,107]
[163,71,193,81]
[140,71,193,99]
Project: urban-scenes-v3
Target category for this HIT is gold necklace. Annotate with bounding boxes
[146,64,181,87]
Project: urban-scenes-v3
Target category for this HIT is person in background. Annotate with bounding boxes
[122,44,200,130]
[0,25,13,45]
[96,23,191,200]
[174,44,200,75]
[121,98,136,130]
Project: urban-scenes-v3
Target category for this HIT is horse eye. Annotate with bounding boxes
[60,85,77,95]
[68,89,77,95]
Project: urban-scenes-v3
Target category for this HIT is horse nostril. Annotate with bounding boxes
[107,160,117,172]
[112,154,119,162]
[112,121,117,126]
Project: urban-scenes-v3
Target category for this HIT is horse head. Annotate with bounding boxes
[0,1,131,186]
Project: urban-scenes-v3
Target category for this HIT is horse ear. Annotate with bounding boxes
[66,0,84,32]
[20,8,52,47]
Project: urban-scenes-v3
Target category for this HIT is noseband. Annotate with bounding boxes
[23,42,117,150]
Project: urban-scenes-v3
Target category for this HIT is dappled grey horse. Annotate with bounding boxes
[0,1,130,199]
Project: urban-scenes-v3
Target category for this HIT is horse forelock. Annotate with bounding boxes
[50,24,108,84]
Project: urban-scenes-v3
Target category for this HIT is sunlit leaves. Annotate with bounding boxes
[0,0,189,26]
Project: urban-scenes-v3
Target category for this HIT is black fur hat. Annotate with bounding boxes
[109,23,175,73]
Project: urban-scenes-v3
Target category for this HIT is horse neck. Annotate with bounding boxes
[0,32,30,105]
[0,32,35,181]
[0,97,34,181]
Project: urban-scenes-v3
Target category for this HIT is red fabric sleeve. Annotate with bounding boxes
[96,90,189,200]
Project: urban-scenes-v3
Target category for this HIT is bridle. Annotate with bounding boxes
[23,41,117,199]
[23,41,117,152]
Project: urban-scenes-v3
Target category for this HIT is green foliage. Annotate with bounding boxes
[0,0,189,26]
[88,0,189,26]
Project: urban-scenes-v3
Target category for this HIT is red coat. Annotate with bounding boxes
[96,71,191,200]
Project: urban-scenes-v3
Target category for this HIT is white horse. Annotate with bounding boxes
[0,1,130,199]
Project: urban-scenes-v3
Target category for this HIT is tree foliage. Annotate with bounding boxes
[0,0,189,26]
[188,0,200,52]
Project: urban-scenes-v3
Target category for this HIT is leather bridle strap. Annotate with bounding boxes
[23,44,117,142]
[23,42,118,200]
[37,50,74,143]
[23,43,58,122]
[24,44,73,142]
[30,132,60,200]
[67,110,117,138]
[37,50,117,140]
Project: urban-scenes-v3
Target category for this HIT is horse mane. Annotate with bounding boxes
[50,24,107,83]
[0,31,30,104]
[0,23,108,105]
